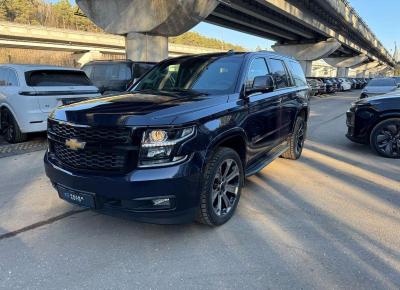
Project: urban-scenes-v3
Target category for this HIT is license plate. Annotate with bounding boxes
[57,186,96,208]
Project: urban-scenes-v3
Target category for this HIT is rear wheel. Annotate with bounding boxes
[370,118,400,158]
[281,116,306,160]
[197,147,244,226]
[1,109,27,143]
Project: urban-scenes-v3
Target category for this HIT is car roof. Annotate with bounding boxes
[0,64,82,72]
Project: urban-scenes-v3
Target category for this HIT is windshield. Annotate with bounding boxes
[367,78,396,87]
[133,55,244,95]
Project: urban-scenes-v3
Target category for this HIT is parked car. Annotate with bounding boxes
[315,78,327,94]
[45,51,310,226]
[360,77,399,99]
[307,78,319,96]
[349,78,358,89]
[320,78,336,93]
[346,91,400,158]
[337,78,352,91]
[0,64,100,143]
[82,60,156,95]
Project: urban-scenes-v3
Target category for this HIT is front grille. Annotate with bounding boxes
[53,143,126,171]
[48,119,138,172]
[48,119,130,143]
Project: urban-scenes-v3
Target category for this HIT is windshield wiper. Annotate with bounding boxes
[166,88,209,95]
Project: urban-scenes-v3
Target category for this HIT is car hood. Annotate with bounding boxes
[359,90,400,102]
[50,91,229,126]
[362,86,397,94]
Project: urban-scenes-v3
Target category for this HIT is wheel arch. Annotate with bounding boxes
[205,129,248,170]
[368,112,400,139]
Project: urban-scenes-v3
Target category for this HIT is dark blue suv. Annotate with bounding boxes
[44,52,310,226]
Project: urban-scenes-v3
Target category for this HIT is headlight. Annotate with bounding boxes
[139,126,195,167]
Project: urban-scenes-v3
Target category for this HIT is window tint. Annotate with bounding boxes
[25,70,93,86]
[92,63,132,82]
[0,69,7,86]
[367,78,396,87]
[289,61,306,86]
[246,58,269,88]
[268,59,291,89]
[6,69,18,86]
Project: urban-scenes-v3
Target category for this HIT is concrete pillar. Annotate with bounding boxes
[336,67,349,77]
[299,61,312,77]
[272,38,341,77]
[126,32,168,62]
[72,50,103,67]
[356,71,366,78]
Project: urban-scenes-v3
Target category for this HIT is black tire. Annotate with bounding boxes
[281,116,306,160]
[1,109,27,143]
[197,147,244,226]
[370,118,400,159]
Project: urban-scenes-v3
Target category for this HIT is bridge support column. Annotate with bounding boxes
[272,38,341,77]
[126,32,168,62]
[72,50,103,67]
[336,68,349,77]
[324,54,368,77]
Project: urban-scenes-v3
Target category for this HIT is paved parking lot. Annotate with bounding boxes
[0,91,399,289]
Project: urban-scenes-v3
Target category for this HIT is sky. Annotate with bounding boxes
[50,0,399,53]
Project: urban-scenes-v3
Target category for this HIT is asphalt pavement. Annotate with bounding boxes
[0,91,399,289]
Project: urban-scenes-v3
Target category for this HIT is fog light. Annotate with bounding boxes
[152,198,170,207]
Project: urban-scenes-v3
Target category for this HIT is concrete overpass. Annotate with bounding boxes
[77,0,394,78]
[0,21,223,66]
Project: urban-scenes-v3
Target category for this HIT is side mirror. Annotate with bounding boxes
[397,84,400,88]
[246,75,275,96]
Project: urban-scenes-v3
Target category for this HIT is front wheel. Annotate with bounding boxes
[281,116,306,160]
[197,147,244,226]
[370,118,400,158]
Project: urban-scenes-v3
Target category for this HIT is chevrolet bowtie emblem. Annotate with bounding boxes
[65,138,86,151]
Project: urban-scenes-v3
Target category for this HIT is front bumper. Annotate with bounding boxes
[44,151,204,224]
[345,110,368,144]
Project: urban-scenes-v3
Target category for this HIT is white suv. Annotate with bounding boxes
[0,65,100,143]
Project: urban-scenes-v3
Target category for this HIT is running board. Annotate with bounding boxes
[245,144,289,177]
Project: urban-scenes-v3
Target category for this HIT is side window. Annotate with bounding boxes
[246,58,269,88]
[82,65,93,78]
[6,69,19,86]
[268,58,291,89]
[0,69,7,86]
[288,61,307,87]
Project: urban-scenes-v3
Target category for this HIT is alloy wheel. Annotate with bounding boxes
[295,120,305,155]
[211,159,240,217]
[375,122,400,157]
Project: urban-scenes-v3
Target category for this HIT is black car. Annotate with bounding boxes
[346,92,400,158]
[321,78,336,93]
[82,60,156,95]
[44,52,310,226]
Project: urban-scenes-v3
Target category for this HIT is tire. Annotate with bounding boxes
[281,115,306,160]
[1,109,27,143]
[197,147,244,226]
[370,118,400,159]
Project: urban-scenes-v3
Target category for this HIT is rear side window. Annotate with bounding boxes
[0,69,7,86]
[6,69,18,86]
[25,70,93,86]
[268,59,291,89]
[289,61,307,86]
